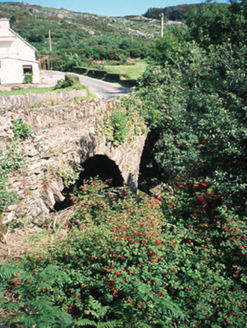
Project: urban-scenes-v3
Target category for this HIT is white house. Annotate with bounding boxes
[0,18,40,84]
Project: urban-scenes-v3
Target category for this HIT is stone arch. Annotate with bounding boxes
[54,155,124,211]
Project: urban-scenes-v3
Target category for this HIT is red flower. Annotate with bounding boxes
[115,272,121,276]
[157,291,163,295]
[13,260,21,265]
[193,184,199,189]
[106,269,111,273]
[196,195,204,202]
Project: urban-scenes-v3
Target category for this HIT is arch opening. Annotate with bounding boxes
[54,155,124,211]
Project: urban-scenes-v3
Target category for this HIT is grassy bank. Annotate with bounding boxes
[0,87,55,96]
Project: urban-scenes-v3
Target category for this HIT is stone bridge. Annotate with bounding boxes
[0,97,146,224]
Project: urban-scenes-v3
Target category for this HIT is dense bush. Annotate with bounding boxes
[54,74,83,91]
[0,180,246,327]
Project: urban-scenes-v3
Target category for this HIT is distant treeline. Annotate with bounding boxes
[144,3,229,21]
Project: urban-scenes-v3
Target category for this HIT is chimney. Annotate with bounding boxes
[0,18,10,30]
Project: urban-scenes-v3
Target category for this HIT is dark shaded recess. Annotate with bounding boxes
[54,155,124,211]
[138,130,163,194]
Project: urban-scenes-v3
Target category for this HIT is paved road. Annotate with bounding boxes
[78,75,130,98]
[40,70,130,99]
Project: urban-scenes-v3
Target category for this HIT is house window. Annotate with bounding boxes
[23,65,33,74]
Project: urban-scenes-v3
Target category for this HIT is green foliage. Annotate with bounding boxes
[10,119,34,140]
[58,53,83,72]
[0,180,185,327]
[136,35,247,184]
[111,108,130,144]
[133,5,247,327]
[1,179,246,327]
[0,151,16,215]
[0,87,54,96]
[24,74,33,84]
[99,108,130,146]
[1,142,24,172]
[186,1,247,48]
[0,2,157,64]
[55,73,82,90]
[98,104,146,146]
[144,4,203,20]
[10,14,16,23]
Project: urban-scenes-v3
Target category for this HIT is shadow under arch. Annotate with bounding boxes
[54,155,124,211]
[80,155,124,187]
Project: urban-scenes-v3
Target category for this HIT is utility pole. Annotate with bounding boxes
[160,13,164,37]
[49,30,52,52]
[49,30,52,71]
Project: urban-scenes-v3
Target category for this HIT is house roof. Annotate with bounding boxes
[0,18,36,51]
[9,28,37,51]
[0,57,39,64]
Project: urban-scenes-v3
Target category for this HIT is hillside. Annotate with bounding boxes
[0,2,161,55]
[144,3,229,21]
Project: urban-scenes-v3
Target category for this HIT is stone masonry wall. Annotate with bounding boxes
[0,98,146,224]
[0,89,87,109]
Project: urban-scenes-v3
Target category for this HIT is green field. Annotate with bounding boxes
[104,60,148,80]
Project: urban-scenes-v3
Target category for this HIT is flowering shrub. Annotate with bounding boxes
[1,179,246,327]
[0,180,184,327]
[133,20,247,327]
[161,173,247,328]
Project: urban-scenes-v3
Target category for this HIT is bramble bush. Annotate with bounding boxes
[0,179,246,327]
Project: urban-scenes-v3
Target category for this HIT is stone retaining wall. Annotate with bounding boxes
[0,89,87,109]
